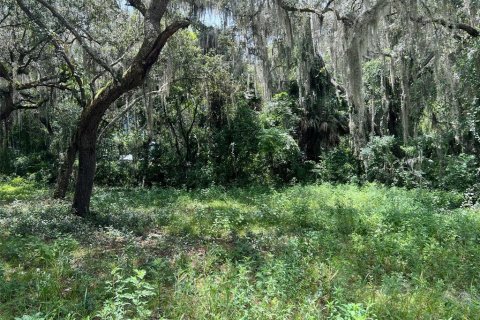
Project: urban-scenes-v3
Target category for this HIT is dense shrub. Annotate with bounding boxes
[313,139,358,183]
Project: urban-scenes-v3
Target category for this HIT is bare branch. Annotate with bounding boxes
[324,0,335,11]
[16,98,48,111]
[16,75,62,90]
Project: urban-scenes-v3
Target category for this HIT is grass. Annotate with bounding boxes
[0,177,46,204]
[0,180,479,319]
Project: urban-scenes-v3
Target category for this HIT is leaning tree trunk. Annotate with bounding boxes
[15,0,189,215]
[69,19,191,216]
[53,135,78,198]
[70,81,127,216]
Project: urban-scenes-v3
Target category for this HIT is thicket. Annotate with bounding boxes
[2,84,479,203]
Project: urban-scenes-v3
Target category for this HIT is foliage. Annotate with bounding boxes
[0,177,43,203]
[1,1,480,317]
[260,92,299,132]
[439,153,479,191]
[1,184,479,319]
[1,0,480,195]
[361,136,397,184]
[313,139,358,184]
[96,268,156,320]
[355,135,480,198]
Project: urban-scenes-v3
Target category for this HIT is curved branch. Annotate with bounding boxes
[143,19,191,68]
[277,0,350,23]
[127,0,146,16]
[0,91,47,121]
[16,75,62,90]
[34,0,120,80]
[413,16,479,37]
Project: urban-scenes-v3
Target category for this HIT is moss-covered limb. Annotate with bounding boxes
[412,16,480,38]
[16,0,87,106]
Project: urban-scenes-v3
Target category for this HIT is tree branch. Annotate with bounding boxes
[127,0,146,15]
[16,0,86,106]
[0,61,11,80]
[413,16,479,37]
[76,4,189,134]
[16,75,63,90]
[0,10,11,26]
[143,19,191,68]
[34,0,120,80]
[15,98,48,111]
[0,91,47,121]
[277,0,350,23]
[146,0,170,30]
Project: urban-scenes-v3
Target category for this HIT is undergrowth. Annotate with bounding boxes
[0,181,479,319]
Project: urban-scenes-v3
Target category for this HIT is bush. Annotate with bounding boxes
[439,153,479,191]
[313,140,357,183]
[361,136,397,185]
[97,268,156,320]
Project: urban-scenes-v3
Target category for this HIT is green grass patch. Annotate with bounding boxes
[0,184,479,319]
[0,177,45,203]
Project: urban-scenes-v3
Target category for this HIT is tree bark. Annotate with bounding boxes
[0,90,15,122]
[70,85,125,215]
[20,0,189,215]
[69,19,190,216]
[73,130,97,215]
[53,135,78,199]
